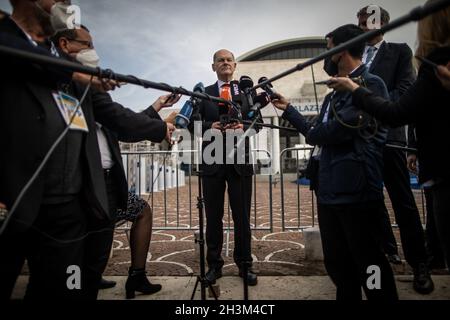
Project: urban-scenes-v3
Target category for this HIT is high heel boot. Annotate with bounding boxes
[125,267,162,299]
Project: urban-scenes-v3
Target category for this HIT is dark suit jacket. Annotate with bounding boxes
[0,17,168,232]
[0,17,109,233]
[189,82,261,177]
[282,65,389,205]
[98,102,166,211]
[353,46,450,185]
[368,42,416,144]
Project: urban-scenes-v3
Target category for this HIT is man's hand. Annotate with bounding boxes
[436,62,450,91]
[223,123,244,131]
[152,94,181,112]
[211,122,223,131]
[327,77,360,92]
[73,73,122,92]
[271,93,290,111]
[407,154,418,175]
[165,123,176,143]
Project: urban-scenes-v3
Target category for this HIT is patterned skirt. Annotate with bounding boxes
[116,192,147,222]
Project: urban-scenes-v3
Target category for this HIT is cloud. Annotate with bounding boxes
[0,0,425,110]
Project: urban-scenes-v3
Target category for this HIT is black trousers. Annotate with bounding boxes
[0,196,88,300]
[431,180,450,272]
[318,201,398,301]
[202,165,252,270]
[0,192,116,301]
[82,170,119,299]
[379,147,428,268]
[424,187,445,267]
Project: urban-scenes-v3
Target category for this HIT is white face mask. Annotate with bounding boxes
[50,2,79,32]
[76,49,100,68]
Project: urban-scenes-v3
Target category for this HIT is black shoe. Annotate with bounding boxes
[125,268,162,299]
[98,277,117,290]
[413,263,434,294]
[205,268,222,285]
[387,254,402,265]
[239,269,258,286]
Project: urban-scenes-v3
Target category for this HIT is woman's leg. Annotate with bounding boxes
[129,203,153,269]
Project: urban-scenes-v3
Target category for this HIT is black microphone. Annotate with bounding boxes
[229,80,242,104]
[175,82,205,129]
[239,75,255,120]
[258,76,277,99]
[239,75,254,105]
[248,92,270,119]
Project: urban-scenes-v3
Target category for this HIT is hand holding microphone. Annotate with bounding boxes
[153,93,182,112]
[326,77,361,92]
[270,92,290,111]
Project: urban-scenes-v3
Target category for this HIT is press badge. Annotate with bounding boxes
[52,91,89,132]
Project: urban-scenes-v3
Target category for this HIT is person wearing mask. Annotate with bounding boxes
[271,24,398,300]
[0,0,111,300]
[329,0,450,274]
[51,26,178,299]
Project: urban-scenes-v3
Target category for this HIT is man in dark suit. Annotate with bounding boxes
[0,0,171,300]
[357,5,433,294]
[189,49,259,286]
[51,25,175,298]
[0,0,110,300]
[272,24,398,300]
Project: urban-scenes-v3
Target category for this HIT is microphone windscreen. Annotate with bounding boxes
[193,82,205,93]
[239,75,254,91]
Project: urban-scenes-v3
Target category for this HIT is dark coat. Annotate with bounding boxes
[368,42,416,144]
[353,47,450,185]
[282,65,389,205]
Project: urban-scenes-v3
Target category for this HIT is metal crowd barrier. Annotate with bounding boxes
[279,147,316,231]
[278,144,428,232]
[119,148,274,232]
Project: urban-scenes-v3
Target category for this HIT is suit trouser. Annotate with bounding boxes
[81,171,118,299]
[424,187,445,267]
[0,196,88,300]
[318,201,398,301]
[202,165,252,270]
[379,147,428,267]
[431,181,450,272]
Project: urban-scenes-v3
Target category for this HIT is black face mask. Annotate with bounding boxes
[323,57,338,77]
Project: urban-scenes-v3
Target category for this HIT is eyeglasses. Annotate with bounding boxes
[68,38,94,49]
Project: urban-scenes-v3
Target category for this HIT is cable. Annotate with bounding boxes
[0,76,116,243]
[328,75,380,140]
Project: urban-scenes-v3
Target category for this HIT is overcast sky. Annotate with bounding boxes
[0,0,425,110]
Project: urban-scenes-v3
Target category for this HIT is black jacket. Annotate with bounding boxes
[282,65,389,205]
[97,102,166,211]
[0,17,109,233]
[368,42,416,145]
[353,47,450,185]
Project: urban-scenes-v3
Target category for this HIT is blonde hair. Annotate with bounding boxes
[416,0,450,60]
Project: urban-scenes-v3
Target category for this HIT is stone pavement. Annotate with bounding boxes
[11,275,450,300]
